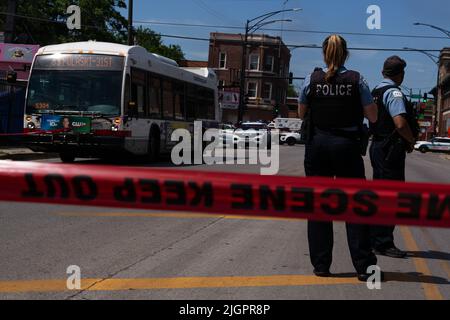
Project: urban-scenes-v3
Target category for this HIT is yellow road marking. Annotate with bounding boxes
[400,227,443,300]
[0,275,361,293]
[56,212,304,222]
[420,228,450,279]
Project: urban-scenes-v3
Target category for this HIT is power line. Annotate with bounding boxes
[2,11,449,41]
[0,12,443,52]
[157,33,442,52]
[133,19,450,40]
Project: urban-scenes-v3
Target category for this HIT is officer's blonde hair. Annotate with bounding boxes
[323,35,349,83]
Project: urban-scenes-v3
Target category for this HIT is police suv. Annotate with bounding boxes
[414,137,450,154]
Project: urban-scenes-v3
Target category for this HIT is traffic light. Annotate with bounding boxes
[273,105,280,117]
[289,72,294,85]
[422,93,428,103]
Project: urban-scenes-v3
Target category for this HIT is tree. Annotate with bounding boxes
[0,1,186,62]
[0,0,128,45]
[287,85,299,98]
[134,26,185,63]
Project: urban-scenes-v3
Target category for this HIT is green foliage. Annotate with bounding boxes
[1,0,128,45]
[134,26,185,62]
[287,85,299,97]
[0,1,185,62]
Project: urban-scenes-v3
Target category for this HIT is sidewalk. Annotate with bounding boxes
[0,146,57,161]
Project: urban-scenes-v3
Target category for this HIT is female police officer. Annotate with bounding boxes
[298,35,379,281]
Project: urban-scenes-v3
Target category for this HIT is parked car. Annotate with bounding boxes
[280,132,302,146]
[414,137,450,154]
[232,122,271,149]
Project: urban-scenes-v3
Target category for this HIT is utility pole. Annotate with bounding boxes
[237,21,249,124]
[127,0,134,46]
[4,0,17,43]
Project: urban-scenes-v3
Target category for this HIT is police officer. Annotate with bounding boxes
[369,56,417,258]
[299,35,379,281]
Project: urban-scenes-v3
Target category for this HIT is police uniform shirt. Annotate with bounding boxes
[299,66,374,107]
[298,66,374,130]
[374,78,407,117]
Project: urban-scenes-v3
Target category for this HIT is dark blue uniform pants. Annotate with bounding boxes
[305,131,377,274]
[369,140,406,250]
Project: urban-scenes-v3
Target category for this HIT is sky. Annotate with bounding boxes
[121,0,450,94]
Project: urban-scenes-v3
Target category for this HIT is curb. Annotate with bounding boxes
[0,151,58,161]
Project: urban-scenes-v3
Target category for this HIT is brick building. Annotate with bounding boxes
[208,32,291,123]
[437,48,450,137]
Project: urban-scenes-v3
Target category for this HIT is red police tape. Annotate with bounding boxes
[0,161,448,228]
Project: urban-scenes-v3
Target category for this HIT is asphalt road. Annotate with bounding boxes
[0,146,449,300]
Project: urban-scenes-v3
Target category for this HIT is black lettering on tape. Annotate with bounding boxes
[427,194,450,221]
[44,174,69,199]
[165,181,187,206]
[260,186,286,211]
[291,188,314,213]
[321,189,348,215]
[397,193,421,219]
[22,173,44,198]
[189,182,213,208]
[72,176,97,201]
[114,178,137,202]
[353,190,379,217]
[140,179,162,204]
[231,184,253,210]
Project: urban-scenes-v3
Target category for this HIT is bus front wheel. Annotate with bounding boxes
[60,152,75,163]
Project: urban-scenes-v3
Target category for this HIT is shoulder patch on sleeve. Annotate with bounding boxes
[392,90,403,98]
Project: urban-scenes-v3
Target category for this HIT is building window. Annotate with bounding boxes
[264,55,274,72]
[249,54,260,71]
[219,52,227,69]
[262,83,272,100]
[247,82,257,98]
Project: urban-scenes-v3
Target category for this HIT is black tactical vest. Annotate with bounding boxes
[307,69,363,130]
[371,85,420,138]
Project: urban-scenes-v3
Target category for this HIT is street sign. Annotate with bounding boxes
[219,89,240,110]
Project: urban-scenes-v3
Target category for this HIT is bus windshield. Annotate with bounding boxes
[26,54,124,116]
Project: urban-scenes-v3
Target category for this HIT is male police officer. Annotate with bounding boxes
[370,56,418,258]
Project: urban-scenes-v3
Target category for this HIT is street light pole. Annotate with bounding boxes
[237,8,301,124]
[414,22,450,38]
[127,0,134,46]
[237,20,250,124]
[405,47,441,137]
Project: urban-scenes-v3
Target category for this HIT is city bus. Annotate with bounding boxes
[23,41,219,162]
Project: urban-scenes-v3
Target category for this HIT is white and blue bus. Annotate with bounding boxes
[24,41,219,162]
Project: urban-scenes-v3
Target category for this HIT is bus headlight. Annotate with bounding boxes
[111,126,119,132]
[27,122,36,130]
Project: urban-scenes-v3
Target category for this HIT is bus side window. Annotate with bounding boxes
[131,68,147,117]
[174,81,186,121]
[186,84,196,121]
[162,79,174,119]
[206,89,215,120]
[148,74,162,119]
[196,87,208,120]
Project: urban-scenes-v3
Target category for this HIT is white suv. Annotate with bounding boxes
[415,137,450,154]
[232,122,271,149]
